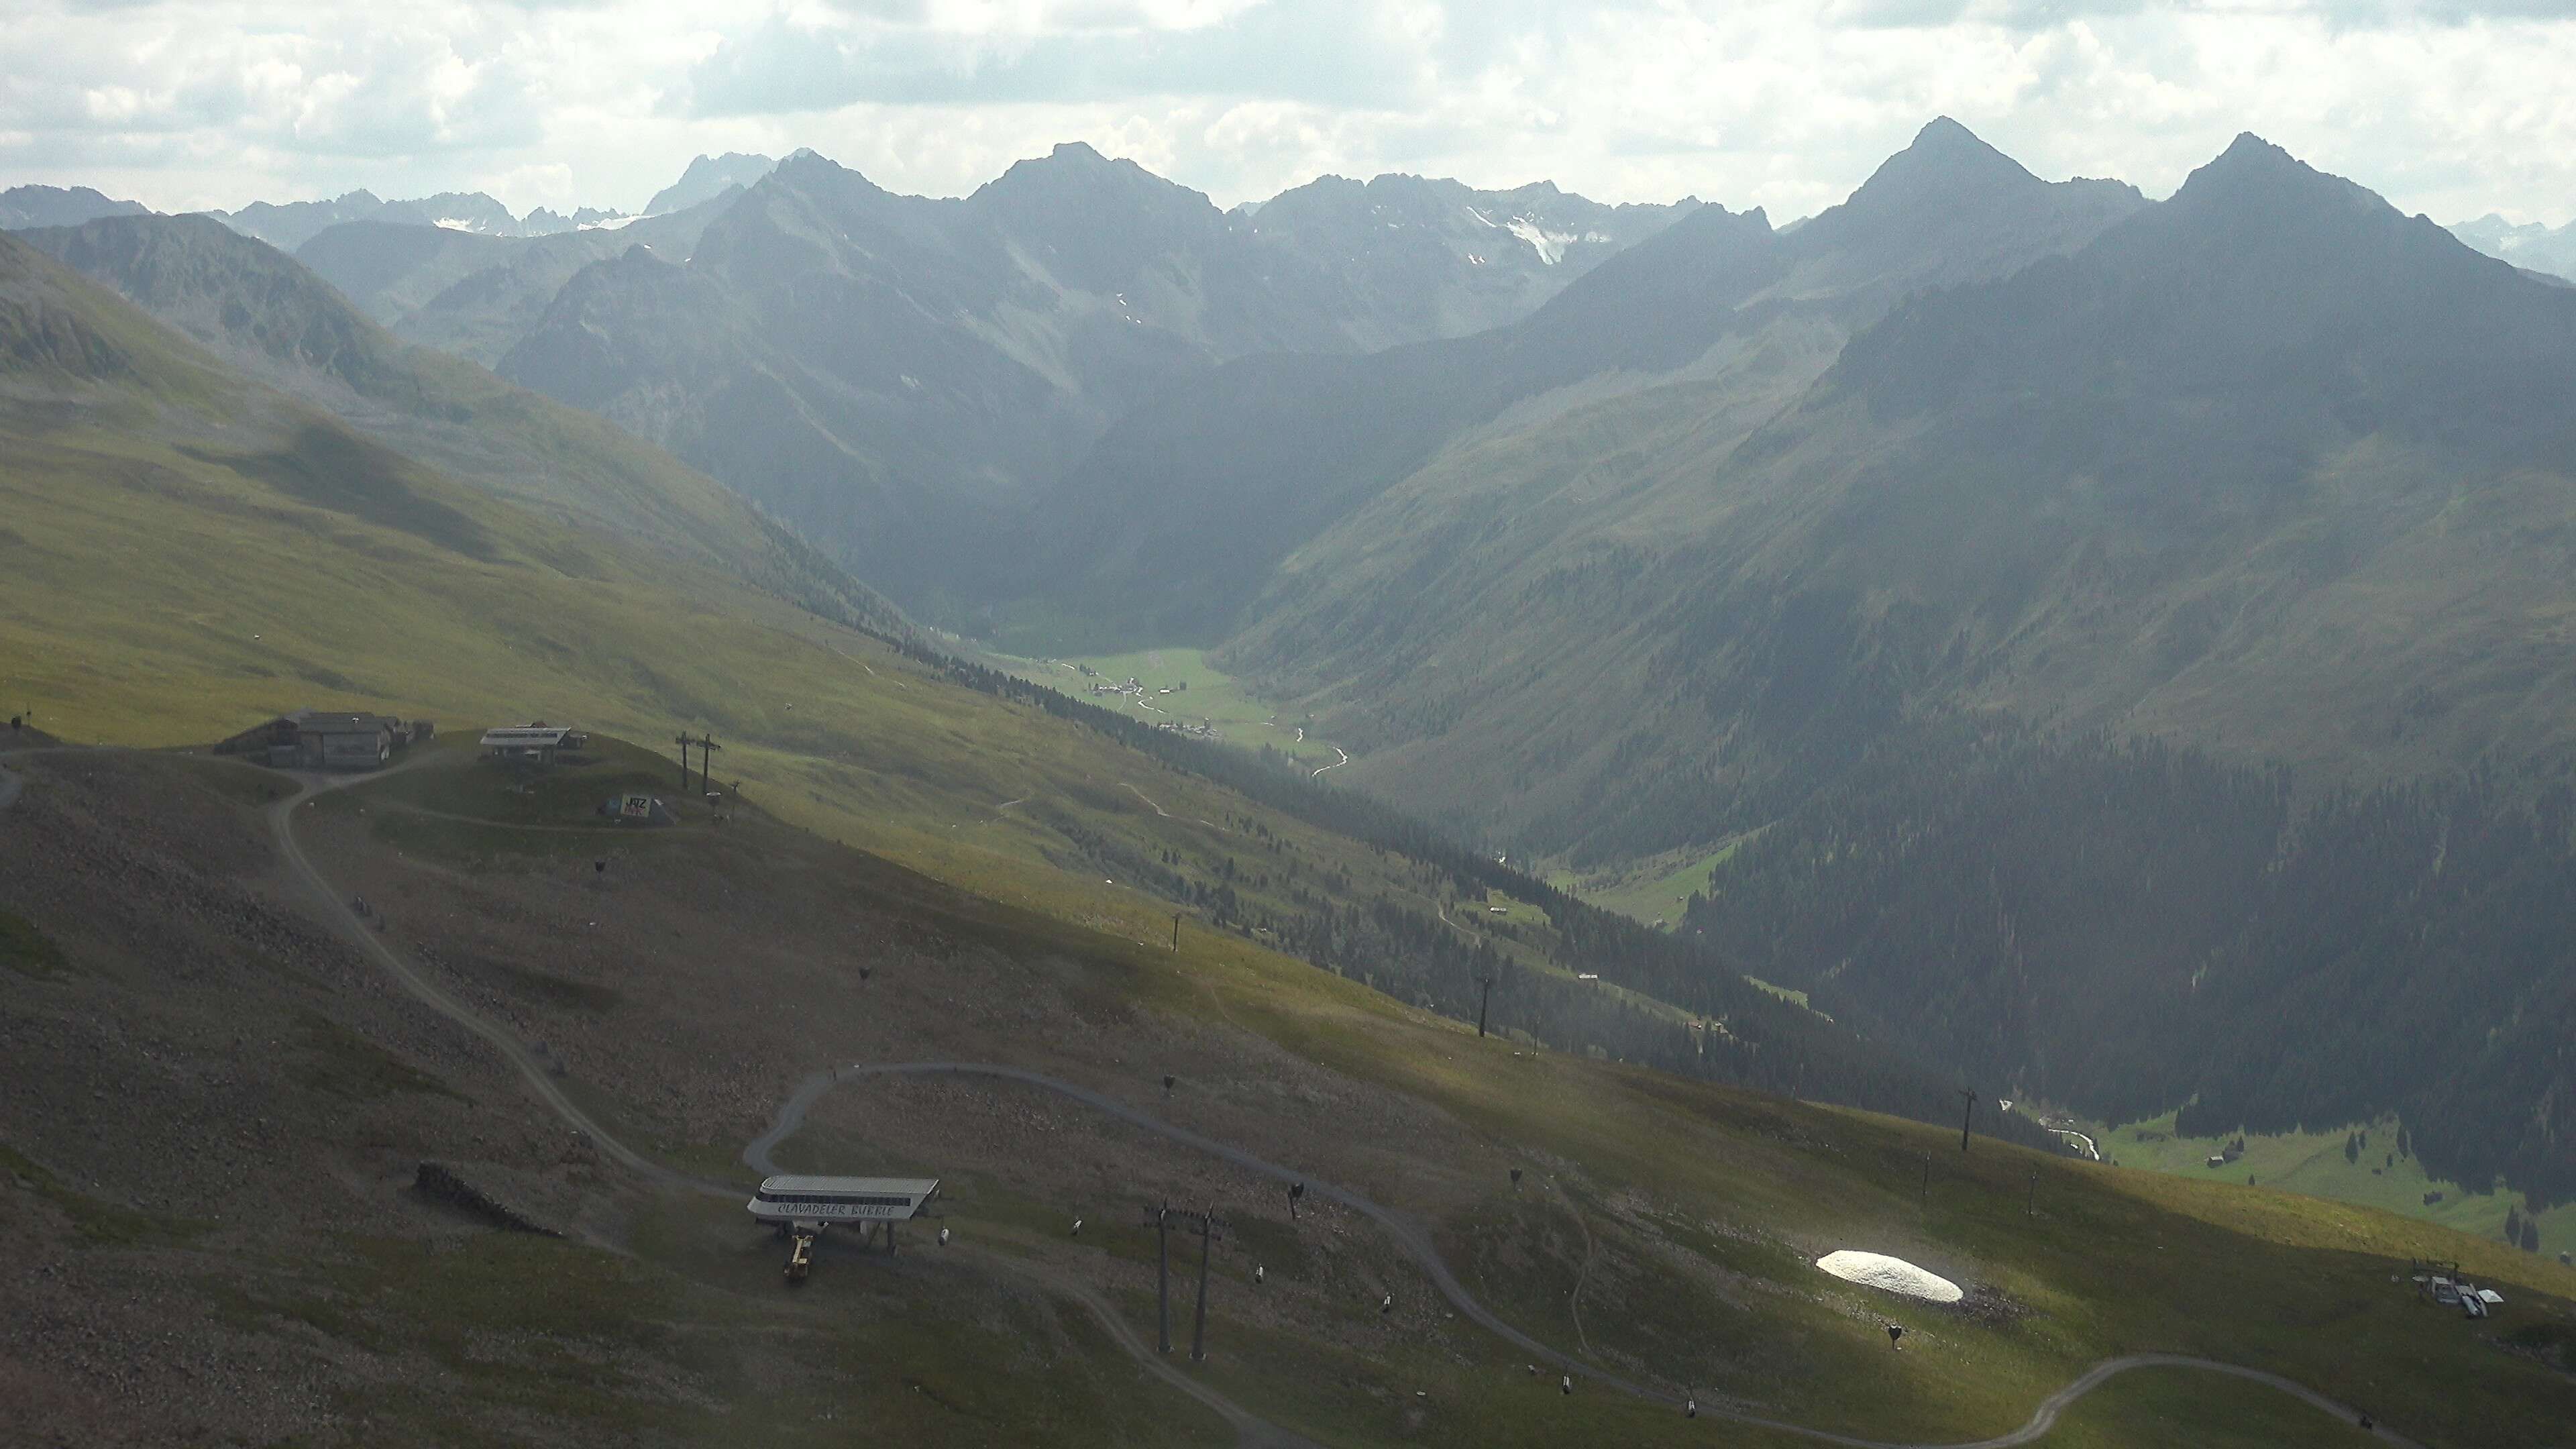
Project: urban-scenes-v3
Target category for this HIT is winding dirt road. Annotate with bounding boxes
[0,753,2418,1449]
[245,761,1316,1446]
[756,1063,2422,1449]
[263,760,727,1197]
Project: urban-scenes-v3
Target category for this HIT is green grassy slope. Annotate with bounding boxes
[15,213,904,638]
[2092,1111,2576,1258]
[1554,841,1743,926]
[983,645,1352,774]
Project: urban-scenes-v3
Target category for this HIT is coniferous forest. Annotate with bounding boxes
[1685,722,2576,1206]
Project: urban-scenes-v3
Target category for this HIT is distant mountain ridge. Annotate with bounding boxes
[1,184,150,231]
[492,142,1699,609]
[1008,117,2146,647]
[292,191,741,368]
[2451,210,2576,282]
[199,189,639,250]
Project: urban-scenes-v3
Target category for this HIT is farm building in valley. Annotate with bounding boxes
[216,708,427,771]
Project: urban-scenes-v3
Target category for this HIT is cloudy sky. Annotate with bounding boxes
[6,0,2573,226]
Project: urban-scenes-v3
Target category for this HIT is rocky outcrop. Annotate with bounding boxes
[412,1161,559,1236]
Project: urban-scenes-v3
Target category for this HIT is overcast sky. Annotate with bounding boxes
[6,1,2573,227]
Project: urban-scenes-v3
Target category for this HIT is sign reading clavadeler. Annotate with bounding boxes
[767,1199,911,1222]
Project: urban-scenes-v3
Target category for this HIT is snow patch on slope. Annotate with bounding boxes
[1505,217,1580,265]
[1816,1250,1962,1303]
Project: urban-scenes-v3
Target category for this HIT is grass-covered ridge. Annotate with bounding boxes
[17,214,909,640]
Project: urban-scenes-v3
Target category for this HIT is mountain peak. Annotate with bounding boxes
[2168,132,2362,215]
[1888,116,2028,177]
[771,148,864,185]
[1830,116,2039,224]
[2208,131,2298,174]
[977,142,1208,215]
[646,150,777,216]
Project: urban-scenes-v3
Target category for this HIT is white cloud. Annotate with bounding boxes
[1,0,2571,227]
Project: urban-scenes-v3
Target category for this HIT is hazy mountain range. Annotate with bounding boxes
[1014,119,2145,648]
[2449,211,2576,283]
[485,144,1697,604]
[14,121,2576,1212]
[0,151,784,254]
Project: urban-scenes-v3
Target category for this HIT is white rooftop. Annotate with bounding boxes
[758,1175,938,1197]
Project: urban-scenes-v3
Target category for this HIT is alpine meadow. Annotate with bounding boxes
[7,5,2576,1447]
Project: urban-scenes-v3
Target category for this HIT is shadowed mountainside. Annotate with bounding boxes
[1008,117,2145,648]
[1166,133,2576,1211]
[292,193,741,368]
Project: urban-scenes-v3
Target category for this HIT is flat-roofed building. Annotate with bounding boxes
[748,1175,939,1228]
[305,712,398,770]
[750,1175,940,1279]
[478,723,587,765]
[215,708,403,771]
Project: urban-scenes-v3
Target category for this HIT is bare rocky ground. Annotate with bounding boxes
[0,751,1292,1447]
[298,753,1574,1362]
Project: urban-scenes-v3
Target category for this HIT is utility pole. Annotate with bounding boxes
[1172,912,1183,953]
[1146,1203,1172,1353]
[1191,1203,1217,1363]
[1958,1089,1977,1154]
[672,733,695,788]
[1474,974,1494,1038]
[1148,1203,1224,1360]
[699,734,721,794]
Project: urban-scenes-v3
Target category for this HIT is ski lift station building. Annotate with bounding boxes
[749,1176,940,1231]
[479,724,587,765]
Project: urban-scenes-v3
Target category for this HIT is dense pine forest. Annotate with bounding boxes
[1685,723,2576,1206]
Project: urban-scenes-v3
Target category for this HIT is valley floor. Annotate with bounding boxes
[984,645,1352,777]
